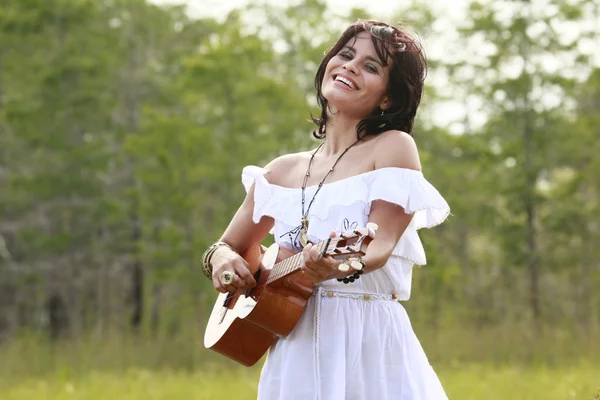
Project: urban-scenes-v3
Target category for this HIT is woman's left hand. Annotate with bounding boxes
[300,231,347,283]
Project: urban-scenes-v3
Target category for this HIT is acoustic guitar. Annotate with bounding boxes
[204,225,377,366]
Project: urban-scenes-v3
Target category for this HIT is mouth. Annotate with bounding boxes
[333,74,358,90]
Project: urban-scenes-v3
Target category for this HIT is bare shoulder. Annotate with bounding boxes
[373,130,421,171]
[263,151,311,186]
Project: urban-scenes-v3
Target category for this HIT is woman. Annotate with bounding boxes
[202,20,450,399]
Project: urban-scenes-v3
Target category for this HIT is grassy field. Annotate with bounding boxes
[1,325,598,400]
[0,362,598,400]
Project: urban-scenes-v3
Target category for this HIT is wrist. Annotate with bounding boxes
[210,247,237,270]
[201,241,238,279]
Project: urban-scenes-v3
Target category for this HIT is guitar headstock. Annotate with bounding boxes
[323,222,377,260]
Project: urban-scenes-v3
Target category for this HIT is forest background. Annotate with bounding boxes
[0,0,599,399]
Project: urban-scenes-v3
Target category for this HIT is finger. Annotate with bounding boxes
[213,268,239,292]
[230,274,246,290]
[302,258,335,281]
[300,250,320,276]
[220,278,238,293]
[301,259,319,275]
[321,257,343,275]
[302,243,314,264]
[300,264,319,281]
[233,261,256,287]
[224,284,238,293]
[308,244,324,261]
[308,244,323,263]
[304,253,319,267]
[307,244,333,266]
[213,277,228,293]
[305,247,335,271]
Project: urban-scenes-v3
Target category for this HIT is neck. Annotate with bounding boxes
[321,113,363,156]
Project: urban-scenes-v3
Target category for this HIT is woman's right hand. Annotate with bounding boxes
[211,247,257,293]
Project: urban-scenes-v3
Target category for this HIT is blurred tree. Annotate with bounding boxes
[0,0,597,356]
[446,0,599,326]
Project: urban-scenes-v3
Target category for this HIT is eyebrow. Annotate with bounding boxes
[342,46,384,67]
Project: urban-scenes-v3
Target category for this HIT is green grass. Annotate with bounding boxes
[0,367,258,400]
[0,362,598,400]
[1,325,598,400]
[441,362,599,400]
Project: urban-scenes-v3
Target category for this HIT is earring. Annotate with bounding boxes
[378,109,387,128]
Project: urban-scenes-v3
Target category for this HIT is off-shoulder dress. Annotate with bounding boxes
[241,166,451,400]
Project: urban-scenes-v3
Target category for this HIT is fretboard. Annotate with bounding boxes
[266,240,329,284]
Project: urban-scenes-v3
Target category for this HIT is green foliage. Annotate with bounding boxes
[0,0,598,372]
[410,0,600,327]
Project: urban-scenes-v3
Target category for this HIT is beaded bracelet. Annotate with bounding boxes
[201,241,238,280]
[337,258,366,284]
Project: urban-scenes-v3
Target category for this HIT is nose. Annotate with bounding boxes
[342,59,359,75]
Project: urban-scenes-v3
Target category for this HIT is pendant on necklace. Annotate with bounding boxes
[299,216,309,248]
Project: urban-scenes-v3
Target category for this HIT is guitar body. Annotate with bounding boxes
[204,243,314,367]
[203,226,375,367]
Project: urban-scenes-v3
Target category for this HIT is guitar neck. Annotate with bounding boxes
[266,240,329,284]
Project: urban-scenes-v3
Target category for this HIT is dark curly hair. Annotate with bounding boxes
[312,20,427,139]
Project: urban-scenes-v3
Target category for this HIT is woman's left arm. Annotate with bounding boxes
[361,130,421,272]
[301,130,421,280]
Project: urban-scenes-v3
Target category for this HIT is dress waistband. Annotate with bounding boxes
[314,288,401,302]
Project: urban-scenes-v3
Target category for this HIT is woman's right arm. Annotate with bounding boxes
[210,183,274,293]
[208,155,298,293]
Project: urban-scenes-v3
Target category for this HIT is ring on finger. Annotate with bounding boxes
[219,270,235,285]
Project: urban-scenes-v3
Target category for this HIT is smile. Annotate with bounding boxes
[333,74,358,90]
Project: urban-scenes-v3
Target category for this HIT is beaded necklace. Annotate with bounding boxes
[284,138,361,249]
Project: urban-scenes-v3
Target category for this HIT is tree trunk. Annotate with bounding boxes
[579,226,592,332]
[0,277,17,342]
[121,9,144,333]
[47,292,68,340]
[130,212,143,333]
[150,283,161,338]
[521,0,540,324]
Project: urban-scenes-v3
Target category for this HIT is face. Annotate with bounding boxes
[321,31,392,119]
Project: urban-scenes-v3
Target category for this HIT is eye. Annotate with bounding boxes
[365,64,378,73]
[338,51,352,60]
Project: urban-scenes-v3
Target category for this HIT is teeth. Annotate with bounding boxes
[335,76,356,90]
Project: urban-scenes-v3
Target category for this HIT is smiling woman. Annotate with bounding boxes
[314,21,426,138]
[202,19,450,400]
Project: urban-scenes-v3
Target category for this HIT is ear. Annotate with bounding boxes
[379,96,392,111]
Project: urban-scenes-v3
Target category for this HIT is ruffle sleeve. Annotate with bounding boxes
[240,166,450,265]
[241,166,277,229]
[365,168,450,230]
[361,168,450,266]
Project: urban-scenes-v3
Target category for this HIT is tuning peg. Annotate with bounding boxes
[366,222,379,231]
[338,263,350,272]
[350,259,363,270]
[340,231,352,239]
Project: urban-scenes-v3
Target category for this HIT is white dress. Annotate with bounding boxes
[241,165,451,400]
